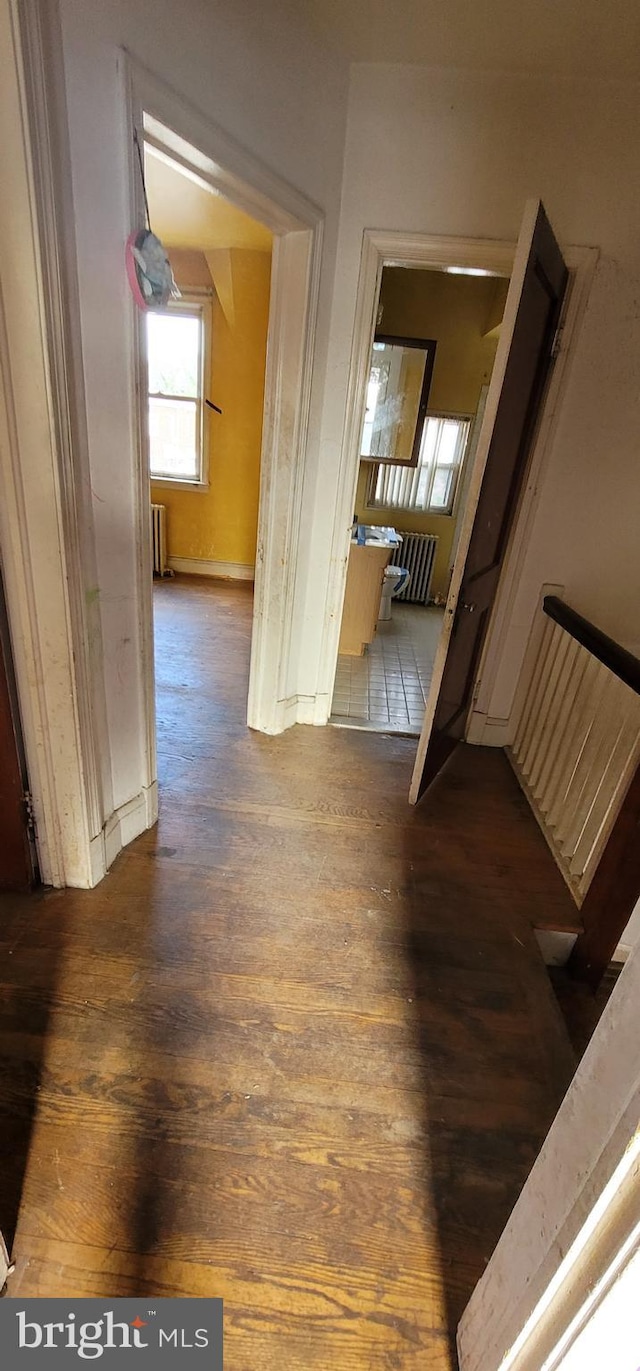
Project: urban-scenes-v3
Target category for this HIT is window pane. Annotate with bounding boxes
[147,312,200,398]
[437,420,461,464]
[149,397,198,479]
[418,417,439,466]
[430,466,454,509]
[367,414,470,514]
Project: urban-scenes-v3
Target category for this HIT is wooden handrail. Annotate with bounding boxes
[543,596,640,696]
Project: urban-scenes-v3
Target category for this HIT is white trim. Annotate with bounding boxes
[151,478,210,491]
[168,557,255,581]
[0,0,108,887]
[296,693,330,726]
[123,64,158,833]
[98,785,157,877]
[247,228,321,733]
[465,713,511,746]
[138,95,316,234]
[122,55,323,743]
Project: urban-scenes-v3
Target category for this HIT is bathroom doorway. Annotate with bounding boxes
[331,262,508,735]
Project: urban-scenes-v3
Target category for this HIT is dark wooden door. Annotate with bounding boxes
[410,201,568,802]
[0,569,36,889]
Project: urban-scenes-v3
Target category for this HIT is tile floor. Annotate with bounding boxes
[330,602,444,735]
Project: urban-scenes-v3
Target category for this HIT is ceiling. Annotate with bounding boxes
[301,0,640,80]
[144,147,273,253]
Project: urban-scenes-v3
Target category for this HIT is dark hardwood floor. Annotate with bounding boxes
[0,576,578,1367]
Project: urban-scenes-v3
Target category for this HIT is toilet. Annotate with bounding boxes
[378,565,411,621]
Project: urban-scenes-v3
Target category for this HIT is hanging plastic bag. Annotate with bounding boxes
[126,228,179,311]
[126,130,180,311]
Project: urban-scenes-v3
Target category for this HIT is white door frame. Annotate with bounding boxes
[122,55,324,742]
[318,227,596,777]
[0,0,108,887]
[0,6,324,889]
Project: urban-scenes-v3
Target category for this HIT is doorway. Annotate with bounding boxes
[126,58,324,791]
[325,213,593,809]
[139,135,272,756]
[330,260,510,736]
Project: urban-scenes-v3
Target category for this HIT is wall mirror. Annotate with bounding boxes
[361,333,437,467]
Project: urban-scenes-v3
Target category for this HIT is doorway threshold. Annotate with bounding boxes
[329,714,420,737]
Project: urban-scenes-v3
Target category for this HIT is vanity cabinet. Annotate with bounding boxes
[338,545,391,656]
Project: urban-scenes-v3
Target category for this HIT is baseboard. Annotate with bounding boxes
[144,779,159,828]
[280,696,301,733]
[296,693,330,726]
[87,785,157,886]
[168,556,255,581]
[466,710,511,746]
[250,693,330,733]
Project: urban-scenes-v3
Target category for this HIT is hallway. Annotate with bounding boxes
[0,576,579,1367]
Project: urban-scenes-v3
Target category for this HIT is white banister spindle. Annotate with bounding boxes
[509,599,640,904]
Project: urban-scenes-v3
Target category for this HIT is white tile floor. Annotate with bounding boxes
[330,603,445,735]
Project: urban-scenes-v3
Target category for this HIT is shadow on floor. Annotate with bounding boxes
[0,577,580,1369]
[0,888,69,1257]
[401,747,577,1359]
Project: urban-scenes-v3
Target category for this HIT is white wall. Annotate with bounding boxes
[458,937,640,1369]
[302,62,640,717]
[56,0,349,815]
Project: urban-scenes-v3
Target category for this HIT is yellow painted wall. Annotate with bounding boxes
[150,246,271,568]
[355,268,508,597]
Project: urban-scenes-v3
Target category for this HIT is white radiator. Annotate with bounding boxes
[394,532,438,604]
[151,503,169,576]
[509,602,640,903]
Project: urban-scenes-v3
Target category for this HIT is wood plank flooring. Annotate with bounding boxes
[0,576,578,1367]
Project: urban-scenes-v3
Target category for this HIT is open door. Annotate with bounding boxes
[410,200,568,803]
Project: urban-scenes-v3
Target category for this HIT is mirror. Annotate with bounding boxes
[361,334,437,467]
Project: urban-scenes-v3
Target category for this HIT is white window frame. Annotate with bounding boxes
[365,410,472,517]
[148,290,212,490]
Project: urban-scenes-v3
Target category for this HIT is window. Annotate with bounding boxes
[147,298,210,484]
[366,413,471,515]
